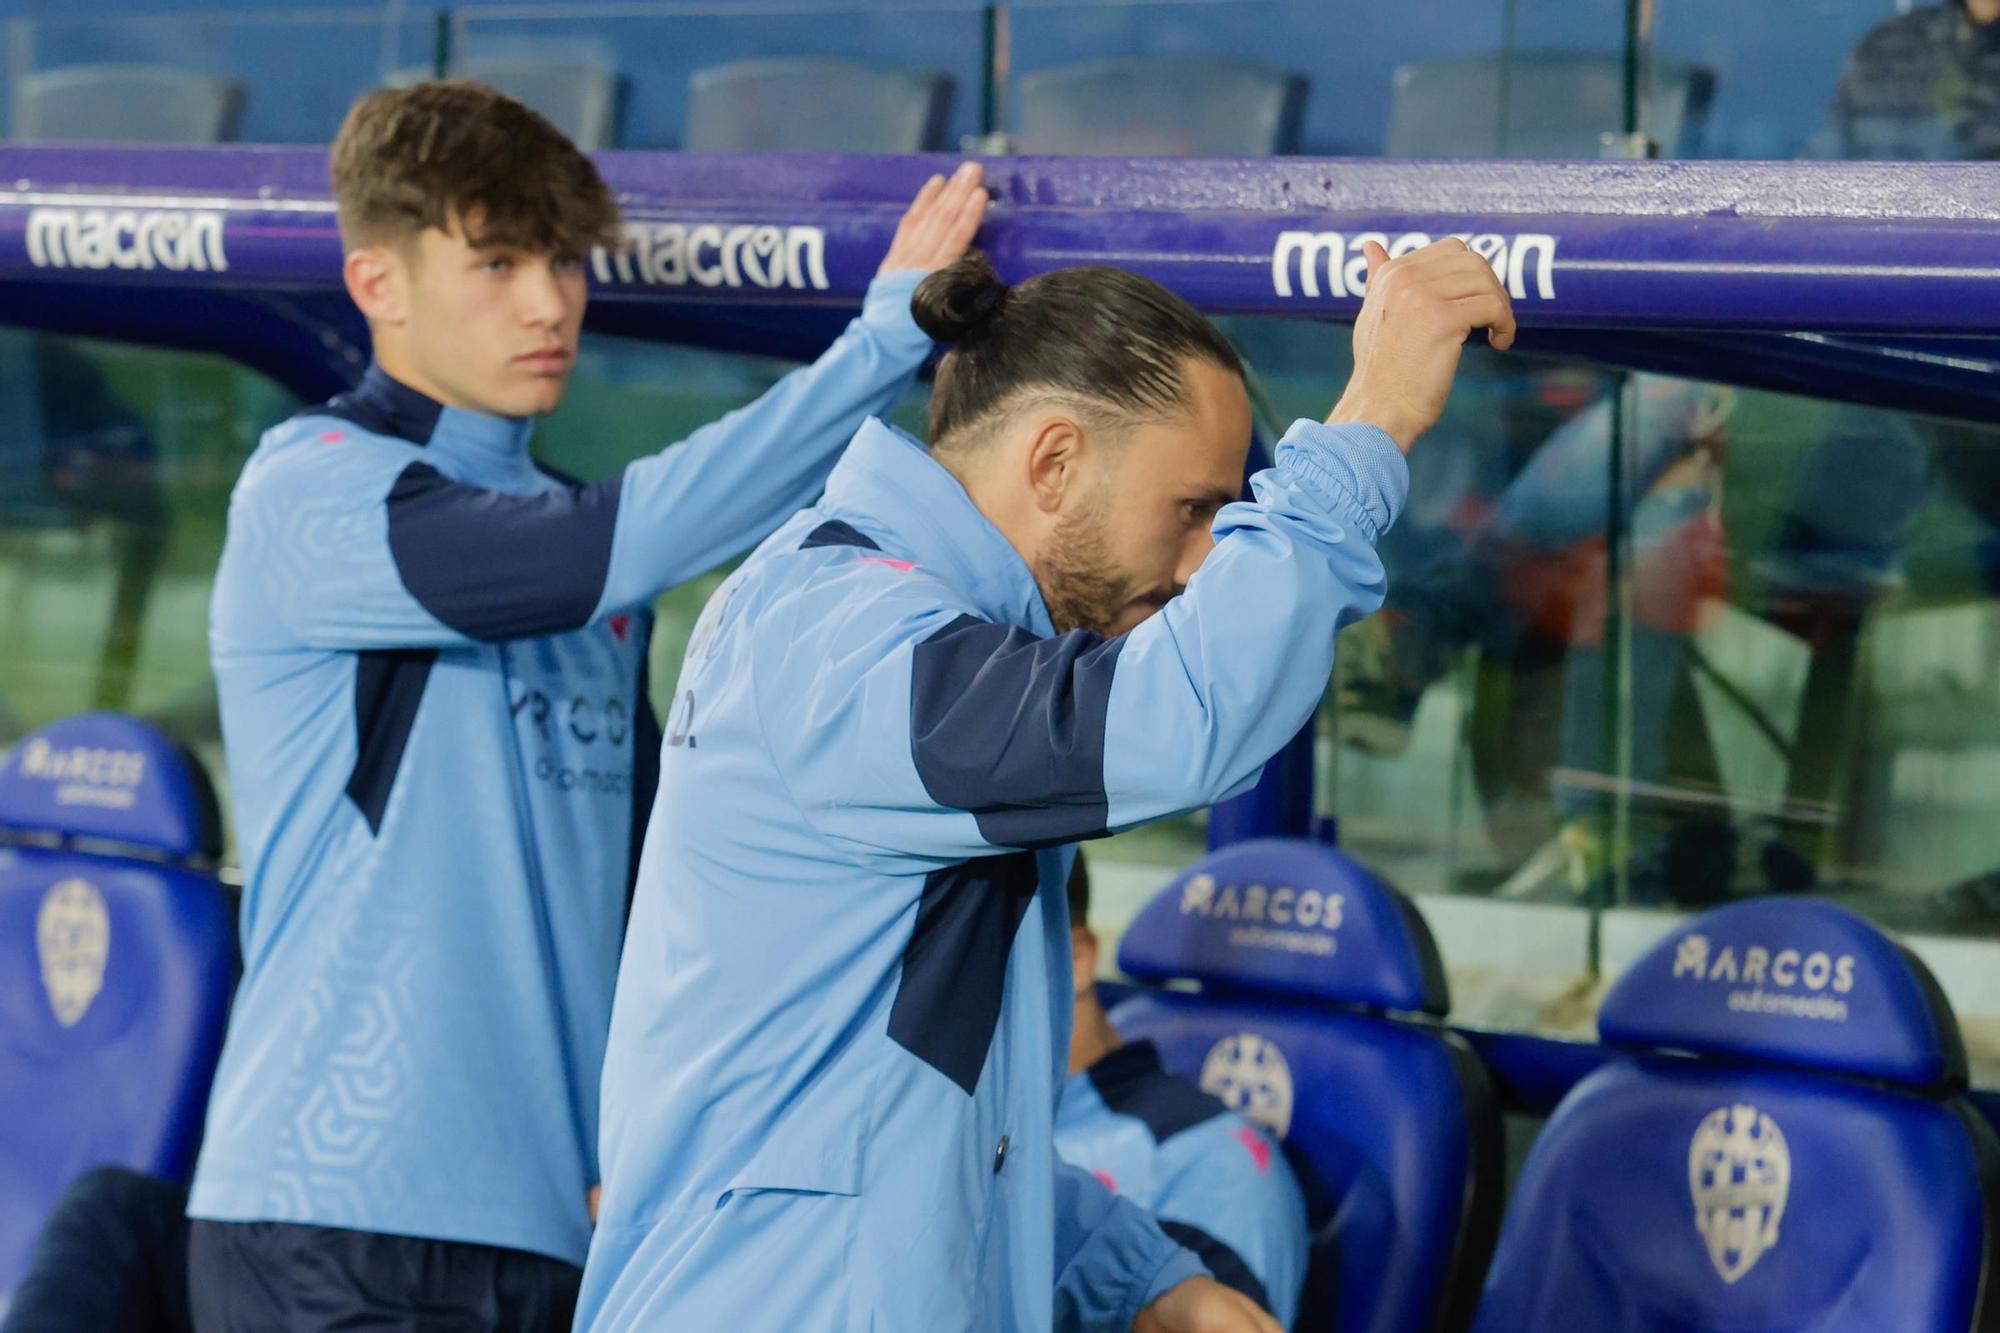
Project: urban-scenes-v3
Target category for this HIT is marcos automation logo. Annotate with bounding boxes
[1179,870,1343,957]
[28,207,229,273]
[14,736,148,811]
[1273,229,1557,302]
[1689,1103,1791,1283]
[1672,931,1856,1023]
[592,222,830,290]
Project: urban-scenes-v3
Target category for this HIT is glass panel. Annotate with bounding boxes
[1224,314,1643,1034]
[0,332,298,811]
[1607,387,2000,916]
[1602,0,2000,1067]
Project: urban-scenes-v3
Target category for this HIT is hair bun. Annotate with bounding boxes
[910,251,1010,344]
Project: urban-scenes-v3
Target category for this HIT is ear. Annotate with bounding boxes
[343,243,410,327]
[1023,413,1087,516]
[1071,926,1099,998]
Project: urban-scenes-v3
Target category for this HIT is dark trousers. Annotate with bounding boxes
[187,1219,581,1333]
[3,1166,192,1333]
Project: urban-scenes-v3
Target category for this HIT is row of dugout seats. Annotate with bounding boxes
[4,709,1995,1330]
[9,49,1717,156]
[1114,838,2000,1332]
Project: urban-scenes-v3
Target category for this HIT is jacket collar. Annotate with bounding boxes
[331,363,539,487]
[820,418,1053,634]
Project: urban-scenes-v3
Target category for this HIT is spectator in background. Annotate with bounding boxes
[1813,0,2000,160]
[1057,854,1310,1329]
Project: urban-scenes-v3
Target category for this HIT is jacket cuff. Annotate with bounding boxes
[1275,418,1410,542]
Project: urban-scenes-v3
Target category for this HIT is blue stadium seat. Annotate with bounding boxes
[0,714,232,1305]
[684,58,951,153]
[1384,50,1715,158]
[387,58,624,149]
[1110,838,1501,1333]
[1013,57,1306,156]
[1474,898,2000,1332]
[12,65,244,143]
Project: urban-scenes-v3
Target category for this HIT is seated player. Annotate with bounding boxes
[579,236,1513,1331]
[1057,855,1309,1328]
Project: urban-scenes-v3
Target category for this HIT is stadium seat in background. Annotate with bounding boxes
[1474,898,2000,1332]
[1012,56,1306,156]
[11,65,245,143]
[0,714,233,1306]
[387,58,624,150]
[684,58,951,152]
[1112,839,1502,1333]
[1385,50,1715,158]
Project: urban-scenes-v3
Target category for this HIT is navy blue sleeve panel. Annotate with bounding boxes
[1158,1220,1270,1313]
[386,463,623,642]
[346,647,440,834]
[908,616,1129,850]
[626,617,662,918]
[799,520,880,552]
[1086,1042,1229,1145]
[885,852,1039,1095]
[751,422,1408,868]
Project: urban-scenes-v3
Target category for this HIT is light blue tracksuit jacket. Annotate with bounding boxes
[580,411,1407,1330]
[190,271,932,1266]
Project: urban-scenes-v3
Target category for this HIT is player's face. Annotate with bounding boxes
[1034,359,1252,638]
[401,216,588,419]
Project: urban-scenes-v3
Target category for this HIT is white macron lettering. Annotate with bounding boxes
[592,221,829,291]
[27,207,228,273]
[1273,229,1557,301]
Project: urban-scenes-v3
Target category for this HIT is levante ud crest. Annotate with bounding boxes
[1200,1032,1295,1137]
[37,876,110,1028]
[1689,1103,1791,1283]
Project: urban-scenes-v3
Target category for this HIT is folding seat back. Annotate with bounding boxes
[0,714,232,1300]
[1112,838,1502,1333]
[386,59,623,149]
[685,58,952,153]
[1385,50,1714,158]
[13,64,244,143]
[1013,56,1306,156]
[1474,898,2000,1332]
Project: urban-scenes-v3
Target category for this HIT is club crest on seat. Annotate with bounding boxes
[37,876,110,1027]
[1689,1103,1790,1283]
[1200,1031,1295,1137]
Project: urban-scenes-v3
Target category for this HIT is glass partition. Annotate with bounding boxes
[4,0,1996,1062]
[0,332,296,835]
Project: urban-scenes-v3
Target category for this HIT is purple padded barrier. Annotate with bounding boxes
[2,147,2000,333]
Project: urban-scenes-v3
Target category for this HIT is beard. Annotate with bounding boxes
[1033,491,1134,638]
